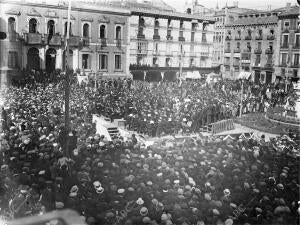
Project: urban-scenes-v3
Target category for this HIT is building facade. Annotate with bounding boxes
[0,0,131,79]
[223,10,280,82]
[275,5,300,82]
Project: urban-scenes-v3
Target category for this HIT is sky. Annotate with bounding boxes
[163,0,299,12]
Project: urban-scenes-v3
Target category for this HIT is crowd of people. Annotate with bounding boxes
[0,74,299,225]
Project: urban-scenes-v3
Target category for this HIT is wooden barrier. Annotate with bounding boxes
[211,119,234,134]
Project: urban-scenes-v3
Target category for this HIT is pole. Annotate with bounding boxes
[179,43,183,78]
[64,0,72,157]
[240,80,243,117]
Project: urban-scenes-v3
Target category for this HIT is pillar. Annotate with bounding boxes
[39,47,45,70]
[143,71,146,81]
[56,49,63,69]
[73,49,79,71]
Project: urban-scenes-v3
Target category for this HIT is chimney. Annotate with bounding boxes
[286,2,291,8]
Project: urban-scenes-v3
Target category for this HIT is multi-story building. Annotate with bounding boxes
[275,5,300,82]
[0,0,131,82]
[223,9,280,82]
[107,0,216,81]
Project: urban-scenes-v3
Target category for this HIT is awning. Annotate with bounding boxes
[238,71,252,79]
[186,71,201,79]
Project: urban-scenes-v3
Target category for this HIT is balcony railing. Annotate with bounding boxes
[234,48,241,53]
[281,43,289,48]
[82,37,90,46]
[291,64,300,68]
[264,63,273,69]
[45,34,62,46]
[255,35,263,40]
[137,33,145,39]
[178,36,185,42]
[25,33,42,44]
[245,36,252,40]
[153,34,160,40]
[100,38,107,47]
[224,48,231,53]
[116,39,122,48]
[293,44,300,49]
[265,48,273,54]
[254,49,262,54]
[279,63,287,67]
[235,36,241,40]
[267,35,275,40]
[225,36,231,40]
[233,62,240,67]
[166,35,173,41]
[68,36,80,47]
[137,49,148,55]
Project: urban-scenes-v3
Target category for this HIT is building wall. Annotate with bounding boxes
[0,1,131,77]
[275,14,300,81]
[129,15,214,69]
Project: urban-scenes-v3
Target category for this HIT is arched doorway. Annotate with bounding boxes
[46,48,57,73]
[145,71,162,82]
[62,49,73,71]
[27,47,40,71]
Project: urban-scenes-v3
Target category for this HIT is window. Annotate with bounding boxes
[282,34,289,46]
[190,58,194,66]
[247,42,251,51]
[255,54,261,66]
[116,26,122,40]
[294,54,300,66]
[83,23,89,37]
[293,69,298,77]
[227,42,230,49]
[115,54,121,70]
[247,30,251,37]
[165,58,171,67]
[99,54,108,70]
[64,22,72,36]
[180,20,184,29]
[8,17,16,33]
[284,21,290,27]
[153,57,157,65]
[258,42,262,50]
[8,51,18,68]
[237,30,241,37]
[179,30,183,37]
[269,42,273,51]
[295,34,300,47]
[100,25,106,39]
[47,20,55,35]
[82,54,90,69]
[29,18,37,33]
[270,29,274,35]
[191,32,195,42]
[237,42,240,49]
[281,53,287,65]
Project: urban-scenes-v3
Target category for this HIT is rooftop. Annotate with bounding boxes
[227,15,278,26]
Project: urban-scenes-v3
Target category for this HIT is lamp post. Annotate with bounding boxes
[64,0,72,157]
[239,79,244,117]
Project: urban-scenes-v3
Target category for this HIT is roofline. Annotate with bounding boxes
[0,0,132,16]
[130,9,215,23]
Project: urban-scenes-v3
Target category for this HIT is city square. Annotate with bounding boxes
[0,0,299,225]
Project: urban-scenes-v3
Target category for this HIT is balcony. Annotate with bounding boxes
[68,36,80,47]
[245,36,252,40]
[293,44,300,49]
[234,48,241,53]
[264,63,274,69]
[255,35,263,40]
[116,39,122,48]
[153,34,160,40]
[82,37,90,46]
[235,36,241,40]
[44,34,62,46]
[178,36,185,42]
[291,64,300,68]
[281,43,289,48]
[265,48,273,54]
[225,36,231,40]
[166,35,173,41]
[137,49,148,55]
[267,35,275,40]
[224,48,231,53]
[254,49,262,54]
[99,38,107,47]
[25,33,42,44]
[233,61,240,67]
[137,33,145,39]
